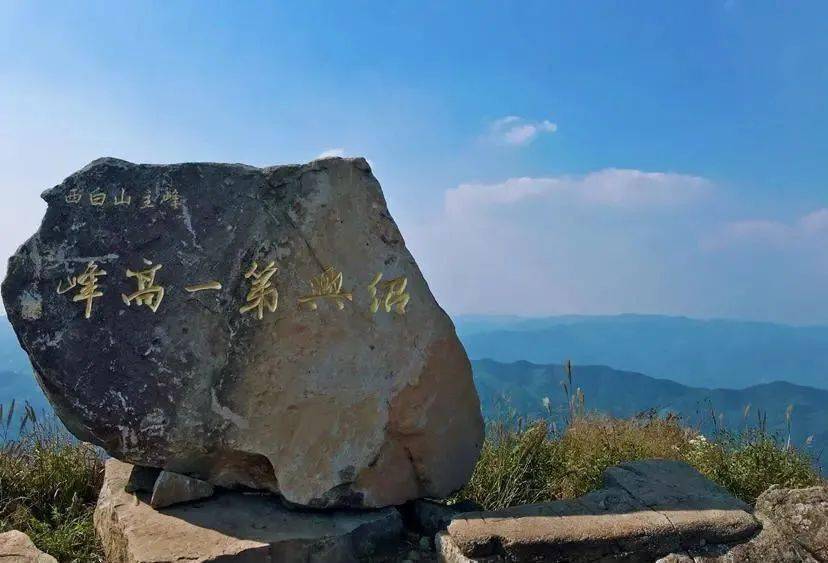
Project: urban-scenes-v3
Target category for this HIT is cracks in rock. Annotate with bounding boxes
[187,295,223,317]
[610,473,680,535]
[279,206,324,272]
[403,444,428,497]
[261,173,326,272]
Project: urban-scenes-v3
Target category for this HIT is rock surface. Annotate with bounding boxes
[0,530,57,562]
[757,485,828,561]
[659,484,828,563]
[439,460,760,562]
[405,499,482,537]
[150,469,215,508]
[124,464,160,493]
[1,157,483,508]
[95,459,404,563]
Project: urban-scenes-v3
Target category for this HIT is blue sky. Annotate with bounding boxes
[1,2,827,323]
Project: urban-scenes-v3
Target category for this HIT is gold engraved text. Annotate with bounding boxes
[122,260,165,313]
[368,273,410,315]
[161,188,182,209]
[57,262,107,319]
[114,189,132,206]
[298,266,353,311]
[185,281,223,293]
[239,261,278,319]
[140,191,155,209]
[89,191,106,206]
[65,188,82,204]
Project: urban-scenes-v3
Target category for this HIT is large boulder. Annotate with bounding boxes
[1,157,483,508]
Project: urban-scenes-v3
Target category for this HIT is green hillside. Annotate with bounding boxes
[473,358,827,469]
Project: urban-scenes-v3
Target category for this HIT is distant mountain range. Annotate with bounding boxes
[473,358,827,465]
[0,315,50,415]
[0,314,32,375]
[457,314,828,390]
[1,312,826,464]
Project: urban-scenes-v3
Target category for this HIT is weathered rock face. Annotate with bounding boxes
[2,157,483,508]
[660,484,828,563]
[0,531,57,562]
[756,485,828,562]
[95,459,404,563]
[150,470,215,508]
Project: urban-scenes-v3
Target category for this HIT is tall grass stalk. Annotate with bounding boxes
[457,362,823,510]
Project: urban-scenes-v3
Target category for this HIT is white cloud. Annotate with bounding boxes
[800,208,828,233]
[706,208,828,250]
[403,170,828,323]
[314,147,347,159]
[445,169,711,215]
[311,148,377,173]
[406,168,714,318]
[489,116,557,146]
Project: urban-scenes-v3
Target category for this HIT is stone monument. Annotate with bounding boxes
[1,157,483,510]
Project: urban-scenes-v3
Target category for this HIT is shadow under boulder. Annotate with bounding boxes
[95,459,404,562]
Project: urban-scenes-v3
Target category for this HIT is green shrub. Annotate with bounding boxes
[460,419,559,509]
[550,413,691,499]
[685,429,821,504]
[457,412,823,510]
[0,402,104,562]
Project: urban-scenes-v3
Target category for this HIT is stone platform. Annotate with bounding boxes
[94,459,403,562]
[437,460,761,562]
[80,458,828,562]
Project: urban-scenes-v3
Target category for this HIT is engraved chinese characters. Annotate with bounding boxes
[239,261,279,319]
[56,261,107,319]
[65,184,184,210]
[121,260,165,313]
[298,266,352,310]
[185,281,222,293]
[2,157,483,509]
[368,273,410,314]
[55,257,410,320]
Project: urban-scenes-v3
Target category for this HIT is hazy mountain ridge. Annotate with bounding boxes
[2,313,827,460]
[458,314,828,389]
[473,358,827,464]
[0,315,49,413]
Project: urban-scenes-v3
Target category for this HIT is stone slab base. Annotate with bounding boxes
[440,460,760,562]
[94,459,403,562]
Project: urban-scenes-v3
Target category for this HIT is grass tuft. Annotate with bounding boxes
[685,428,820,504]
[0,368,822,561]
[457,411,823,510]
[0,403,104,562]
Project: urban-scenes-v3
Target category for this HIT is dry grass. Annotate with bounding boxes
[457,411,823,510]
[551,414,691,499]
[0,380,821,561]
[685,428,820,504]
[0,402,104,562]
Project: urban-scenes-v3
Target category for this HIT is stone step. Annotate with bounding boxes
[438,460,760,562]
